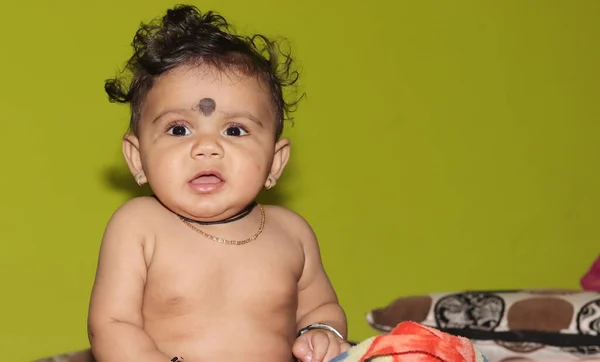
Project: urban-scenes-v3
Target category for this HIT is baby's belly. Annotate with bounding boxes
[145,312,296,362]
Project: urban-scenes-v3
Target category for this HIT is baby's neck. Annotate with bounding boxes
[175,201,257,225]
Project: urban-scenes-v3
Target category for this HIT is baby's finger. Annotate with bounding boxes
[292,336,312,362]
[323,335,348,362]
[340,341,352,353]
[323,345,341,362]
[323,339,351,362]
[310,331,331,362]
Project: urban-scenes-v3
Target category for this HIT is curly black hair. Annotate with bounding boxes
[105,4,300,138]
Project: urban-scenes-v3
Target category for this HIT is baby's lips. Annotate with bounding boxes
[191,174,222,184]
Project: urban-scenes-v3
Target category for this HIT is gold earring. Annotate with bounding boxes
[135,173,145,186]
[265,176,276,190]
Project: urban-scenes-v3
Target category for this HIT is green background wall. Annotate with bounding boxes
[1,1,598,360]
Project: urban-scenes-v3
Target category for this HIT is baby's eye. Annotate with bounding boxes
[167,124,191,136]
[223,125,248,137]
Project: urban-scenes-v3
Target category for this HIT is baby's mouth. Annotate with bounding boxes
[191,174,222,184]
[189,172,224,193]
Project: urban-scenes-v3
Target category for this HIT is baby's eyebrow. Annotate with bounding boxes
[151,108,188,123]
[149,107,265,127]
[220,110,264,127]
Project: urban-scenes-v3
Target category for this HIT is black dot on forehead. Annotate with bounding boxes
[198,98,216,116]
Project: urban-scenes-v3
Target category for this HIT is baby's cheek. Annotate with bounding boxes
[252,158,269,173]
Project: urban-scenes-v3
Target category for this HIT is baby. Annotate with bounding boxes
[87,5,349,362]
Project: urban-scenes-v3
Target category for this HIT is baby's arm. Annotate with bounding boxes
[87,201,171,362]
[294,222,347,335]
[292,215,348,361]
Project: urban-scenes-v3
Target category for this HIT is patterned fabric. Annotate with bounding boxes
[332,321,487,362]
[367,290,600,361]
[33,349,93,362]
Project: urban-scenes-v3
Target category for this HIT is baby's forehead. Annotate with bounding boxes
[161,64,268,96]
[140,64,277,119]
[165,63,268,89]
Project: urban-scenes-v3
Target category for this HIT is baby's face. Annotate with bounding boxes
[132,65,282,221]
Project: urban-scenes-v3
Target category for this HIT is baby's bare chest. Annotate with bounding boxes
[142,231,304,318]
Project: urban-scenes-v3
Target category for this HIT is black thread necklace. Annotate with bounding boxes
[178,201,258,225]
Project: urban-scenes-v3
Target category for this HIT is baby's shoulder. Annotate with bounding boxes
[107,196,165,226]
[263,205,316,239]
[264,204,308,225]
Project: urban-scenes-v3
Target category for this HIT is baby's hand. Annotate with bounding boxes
[293,329,351,362]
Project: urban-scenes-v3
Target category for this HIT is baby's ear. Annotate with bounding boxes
[270,138,291,180]
[122,134,145,183]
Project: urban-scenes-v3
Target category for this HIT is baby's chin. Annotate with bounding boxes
[170,203,255,223]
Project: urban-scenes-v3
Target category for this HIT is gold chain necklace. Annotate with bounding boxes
[179,204,265,245]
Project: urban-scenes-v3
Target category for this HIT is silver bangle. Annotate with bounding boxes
[297,323,345,340]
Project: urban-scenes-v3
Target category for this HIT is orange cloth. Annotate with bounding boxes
[331,322,487,362]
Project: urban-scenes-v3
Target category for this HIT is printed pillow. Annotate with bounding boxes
[366,290,600,361]
[33,349,94,362]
